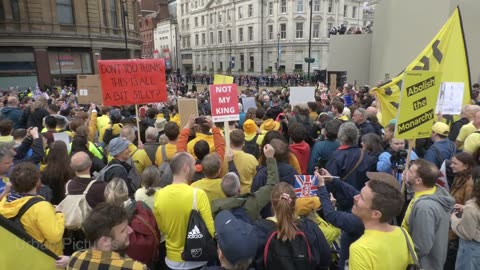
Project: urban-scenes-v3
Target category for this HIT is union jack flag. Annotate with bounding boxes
[294,175,319,198]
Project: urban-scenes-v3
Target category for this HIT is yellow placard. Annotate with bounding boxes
[395,71,442,139]
[213,74,234,85]
[373,8,471,127]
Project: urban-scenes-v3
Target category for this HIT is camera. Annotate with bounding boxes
[390,149,408,172]
[195,116,207,124]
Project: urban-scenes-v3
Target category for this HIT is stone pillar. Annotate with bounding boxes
[34,47,51,88]
[92,48,102,74]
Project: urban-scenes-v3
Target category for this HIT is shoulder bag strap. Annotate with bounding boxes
[13,196,44,220]
[83,180,97,195]
[161,145,167,162]
[400,227,421,267]
[343,150,365,180]
[192,188,198,210]
[64,180,73,195]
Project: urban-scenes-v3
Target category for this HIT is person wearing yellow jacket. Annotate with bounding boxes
[0,162,64,255]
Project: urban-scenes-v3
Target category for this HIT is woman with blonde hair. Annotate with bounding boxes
[254,182,331,270]
[104,178,131,207]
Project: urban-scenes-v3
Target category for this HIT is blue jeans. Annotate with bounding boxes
[455,238,480,270]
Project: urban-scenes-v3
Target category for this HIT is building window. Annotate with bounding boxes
[227,9,231,20]
[111,0,119,28]
[195,34,199,46]
[328,0,333,13]
[268,2,273,16]
[314,0,320,12]
[280,0,287,13]
[296,0,303,12]
[313,23,320,38]
[343,5,347,17]
[238,27,243,42]
[194,17,198,27]
[218,11,222,22]
[250,53,254,70]
[296,22,303,38]
[240,53,244,70]
[248,4,253,17]
[248,26,253,41]
[238,6,243,19]
[201,15,205,26]
[210,13,213,24]
[210,32,214,44]
[181,4,184,15]
[328,22,333,32]
[202,33,206,45]
[352,6,357,18]
[227,29,232,42]
[268,25,273,40]
[101,0,108,26]
[218,30,223,44]
[57,0,74,25]
[280,23,286,39]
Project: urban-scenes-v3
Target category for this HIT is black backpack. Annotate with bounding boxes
[295,114,315,146]
[9,196,44,232]
[243,134,260,158]
[263,229,315,270]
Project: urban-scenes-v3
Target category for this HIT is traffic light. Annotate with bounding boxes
[274,63,278,70]
[304,57,315,63]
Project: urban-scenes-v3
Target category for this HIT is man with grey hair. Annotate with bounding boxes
[211,144,279,223]
[326,122,377,211]
[352,108,376,145]
[143,126,160,165]
[119,125,152,173]
[67,151,107,209]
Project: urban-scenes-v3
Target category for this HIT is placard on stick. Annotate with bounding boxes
[289,87,315,106]
[178,98,199,128]
[98,59,167,106]
[77,75,102,104]
[209,84,239,123]
[395,71,442,139]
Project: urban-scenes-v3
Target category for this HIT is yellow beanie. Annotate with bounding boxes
[295,197,321,216]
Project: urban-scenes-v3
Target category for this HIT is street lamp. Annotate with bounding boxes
[307,0,313,81]
[122,0,128,59]
[229,40,233,75]
[277,32,280,80]
[177,34,181,76]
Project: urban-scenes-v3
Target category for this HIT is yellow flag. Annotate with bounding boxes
[213,74,234,85]
[372,7,471,127]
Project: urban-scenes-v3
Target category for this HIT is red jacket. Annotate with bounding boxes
[289,141,311,175]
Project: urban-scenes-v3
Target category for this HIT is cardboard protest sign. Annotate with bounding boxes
[395,71,442,139]
[213,74,234,85]
[241,97,256,112]
[293,175,319,198]
[98,59,167,106]
[435,82,464,115]
[77,75,102,104]
[209,84,239,122]
[178,98,199,128]
[289,87,315,106]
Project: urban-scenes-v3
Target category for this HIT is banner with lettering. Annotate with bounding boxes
[98,59,167,106]
[395,71,442,139]
[209,84,239,122]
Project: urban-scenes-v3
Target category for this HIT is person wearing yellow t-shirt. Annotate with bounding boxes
[220,129,258,194]
[401,159,455,270]
[345,172,413,270]
[455,110,480,149]
[463,130,480,154]
[155,122,179,166]
[191,153,226,202]
[153,152,214,270]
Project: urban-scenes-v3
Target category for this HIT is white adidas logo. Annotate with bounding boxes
[187,225,203,239]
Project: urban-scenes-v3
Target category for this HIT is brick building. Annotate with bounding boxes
[0,0,142,89]
[138,0,170,59]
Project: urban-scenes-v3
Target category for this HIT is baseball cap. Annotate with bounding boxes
[214,210,258,264]
[432,122,449,136]
[243,119,257,135]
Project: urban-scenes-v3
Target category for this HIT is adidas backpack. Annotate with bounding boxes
[263,230,315,270]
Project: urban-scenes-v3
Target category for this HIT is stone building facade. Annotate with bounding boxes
[0,0,141,89]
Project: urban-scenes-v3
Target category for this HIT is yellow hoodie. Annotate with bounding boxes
[0,195,65,255]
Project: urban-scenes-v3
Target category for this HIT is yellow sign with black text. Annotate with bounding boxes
[395,71,442,139]
[373,8,471,127]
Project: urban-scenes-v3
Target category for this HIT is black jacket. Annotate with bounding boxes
[104,159,135,196]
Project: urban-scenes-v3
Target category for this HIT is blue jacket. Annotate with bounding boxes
[251,162,296,218]
[1,107,23,129]
[325,146,377,203]
[307,140,340,174]
[377,150,418,184]
[318,178,364,270]
[424,139,456,169]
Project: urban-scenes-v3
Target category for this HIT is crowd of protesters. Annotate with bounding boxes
[0,79,479,270]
